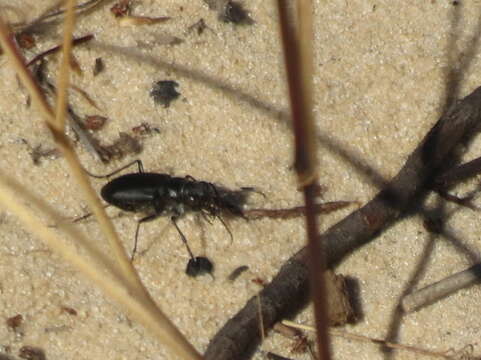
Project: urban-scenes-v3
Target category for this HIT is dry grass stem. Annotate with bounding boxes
[0,175,202,360]
[0,10,203,360]
[0,10,140,296]
[54,0,77,131]
[277,1,330,359]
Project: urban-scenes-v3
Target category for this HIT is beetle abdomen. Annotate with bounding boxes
[101,173,171,212]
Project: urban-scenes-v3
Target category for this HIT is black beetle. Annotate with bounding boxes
[89,160,253,277]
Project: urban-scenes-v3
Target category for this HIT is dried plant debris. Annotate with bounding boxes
[5,314,23,331]
[93,57,104,76]
[273,323,311,355]
[110,0,131,18]
[324,270,356,326]
[21,139,60,165]
[84,115,108,131]
[18,346,45,360]
[111,0,170,26]
[98,132,142,162]
[245,201,355,220]
[228,265,249,282]
[118,15,170,26]
[71,85,101,110]
[15,31,36,49]
[131,122,160,137]
[150,80,180,107]
[13,0,105,34]
[187,19,212,36]
[60,306,78,316]
[26,34,94,67]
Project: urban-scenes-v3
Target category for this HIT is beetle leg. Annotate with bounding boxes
[132,213,159,261]
[217,215,234,244]
[171,216,196,261]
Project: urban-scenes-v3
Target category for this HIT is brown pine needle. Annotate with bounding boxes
[26,34,94,67]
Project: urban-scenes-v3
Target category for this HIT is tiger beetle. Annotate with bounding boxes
[88,160,254,277]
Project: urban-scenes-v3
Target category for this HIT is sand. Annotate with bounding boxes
[1,1,481,359]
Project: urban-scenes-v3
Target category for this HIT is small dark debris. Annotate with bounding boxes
[22,140,60,165]
[84,115,108,131]
[93,58,104,76]
[452,0,460,5]
[188,19,209,36]
[131,122,160,137]
[16,32,36,50]
[228,265,249,282]
[31,146,60,165]
[111,0,131,17]
[6,314,23,330]
[219,1,253,25]
[150,80,180,108]
[186,256,213,277]
[60,306,77,316]
[18,346,45,360]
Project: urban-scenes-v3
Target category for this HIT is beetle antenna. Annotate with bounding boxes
[84,159,144,179]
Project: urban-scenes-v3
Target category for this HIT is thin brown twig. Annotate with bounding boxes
[26,34,94,67]
[12,0,106,32]
[244,201,355,220]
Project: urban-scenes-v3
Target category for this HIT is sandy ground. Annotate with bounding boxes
[1,1,481,359]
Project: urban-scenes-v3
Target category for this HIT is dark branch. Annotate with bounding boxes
[204,87,481,360]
